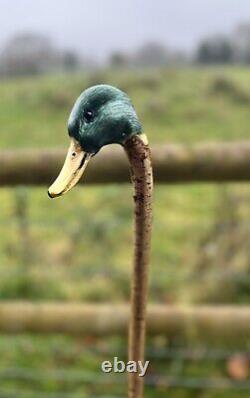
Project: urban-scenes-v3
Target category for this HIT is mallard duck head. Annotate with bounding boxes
[48,84,142,198]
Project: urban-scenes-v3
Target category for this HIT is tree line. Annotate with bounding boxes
[1,23,250,77]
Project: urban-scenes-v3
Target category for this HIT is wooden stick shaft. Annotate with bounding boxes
[124,135,153,398]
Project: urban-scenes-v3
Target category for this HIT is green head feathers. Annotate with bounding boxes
[68,84,142,154]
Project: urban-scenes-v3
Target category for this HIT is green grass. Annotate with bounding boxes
[0,67,250,396]
[2,68,250,148]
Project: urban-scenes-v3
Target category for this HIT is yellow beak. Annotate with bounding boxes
[48,138,92,198]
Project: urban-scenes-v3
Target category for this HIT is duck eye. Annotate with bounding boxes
[83,109,94,123]
[71,151,77,158]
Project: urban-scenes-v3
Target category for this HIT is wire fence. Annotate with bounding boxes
[0,366,249,394]
[0,343,249,396]
[0,168,249,396]
[0,368,249,390]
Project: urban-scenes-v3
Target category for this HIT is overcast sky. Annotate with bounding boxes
[0,0,250,60]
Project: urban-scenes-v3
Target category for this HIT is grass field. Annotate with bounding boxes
[0,67,250,397]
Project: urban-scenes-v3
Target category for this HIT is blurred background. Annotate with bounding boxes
[0,0,250,397]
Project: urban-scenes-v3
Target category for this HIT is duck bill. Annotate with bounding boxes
[48,138,92,198]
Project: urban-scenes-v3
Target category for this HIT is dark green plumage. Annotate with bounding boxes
[68,84,142,154]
